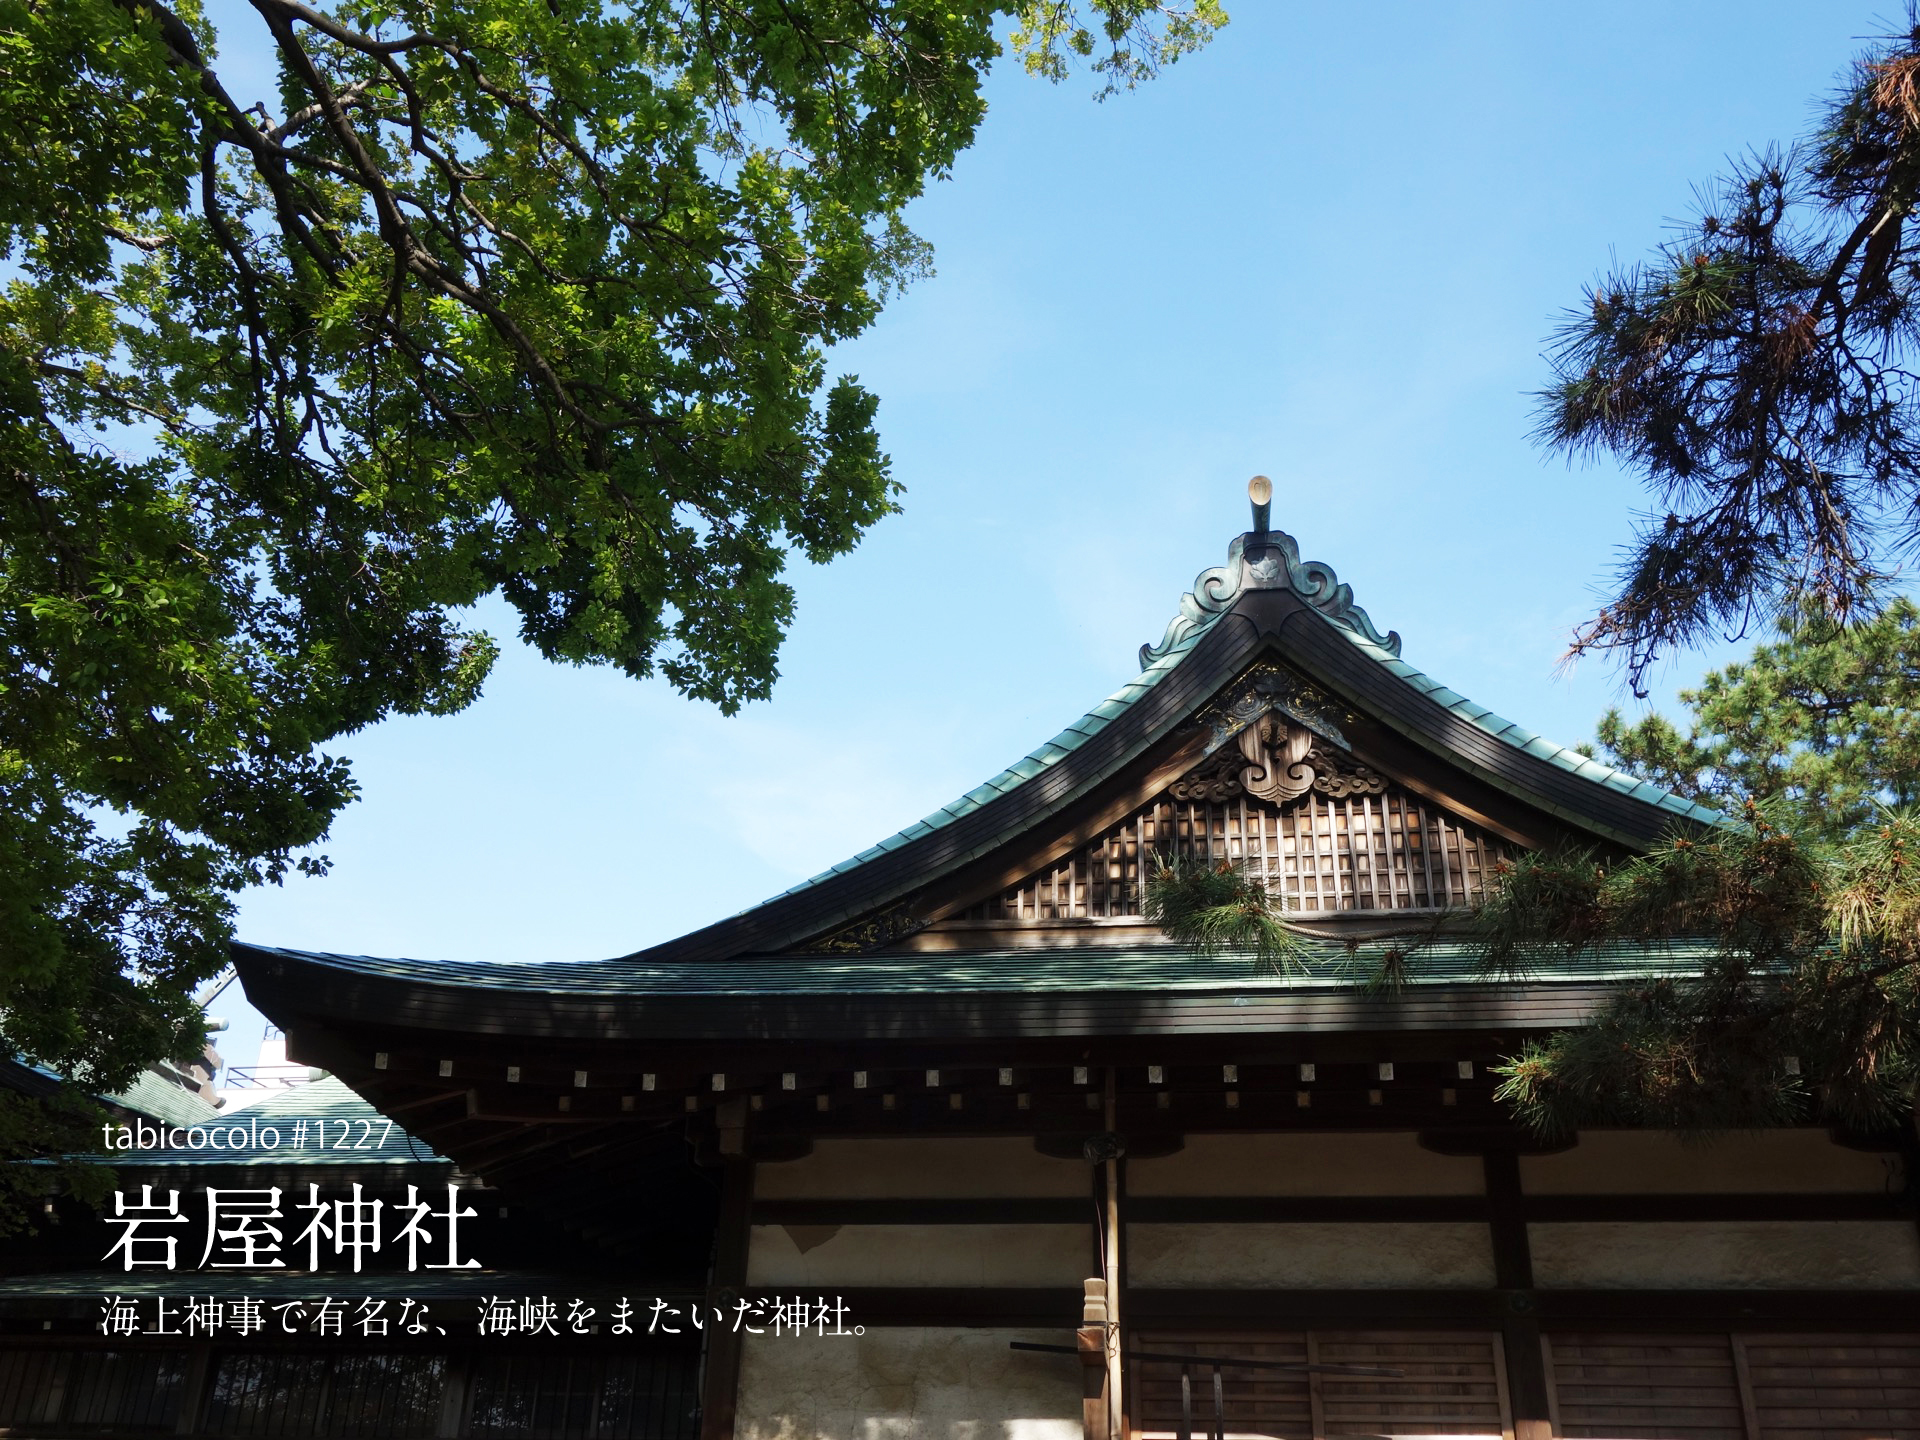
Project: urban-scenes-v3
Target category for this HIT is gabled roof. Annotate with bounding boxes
[1,1053,219,1132]
[108,1068,224,1131]
[767,525,1720,909]
[222,518,1738,1228]
[585,521,1723,964]
[234,513,1722,996]
[756,608,1211,907]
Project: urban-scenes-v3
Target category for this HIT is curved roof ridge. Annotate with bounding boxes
[1138,525,1728,832]
[1140,527,1400,667]
[751,522,1725,917]
[1330,622,1729,829]
[754,618,1211,908]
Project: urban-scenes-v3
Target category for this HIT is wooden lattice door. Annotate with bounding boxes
[1546,1334,1748,1440]
[1133,1330,1512,1440]
[1545,1332,1920,1440]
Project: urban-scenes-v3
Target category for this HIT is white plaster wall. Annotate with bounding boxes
[1529,1220,1920,1289]
[748,1224,1091,1288]
[1127,1222,1496,1287]
[756,1140,1089,1199]
[1519,1130,1900,1194]
[736,1326,1082,1440]
[1126,1133,1484,1196]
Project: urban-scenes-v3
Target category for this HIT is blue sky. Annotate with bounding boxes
[211,2,1890,1053]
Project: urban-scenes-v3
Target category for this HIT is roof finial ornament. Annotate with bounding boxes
[1137,475,1404,669]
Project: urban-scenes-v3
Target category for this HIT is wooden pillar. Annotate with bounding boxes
[1114,1154,1131,1440]
[1080,1283,1112,1440]
[1484,1150,1552,1440]
[701,1100,755,1440]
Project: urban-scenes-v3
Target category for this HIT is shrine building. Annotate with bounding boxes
[4,480,1918,1439]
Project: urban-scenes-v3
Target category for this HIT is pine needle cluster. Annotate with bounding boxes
[1489,804,1920,1137]
[1595,598,1920,845]
[1141,855,1307,975]
[1537,18,1920,692]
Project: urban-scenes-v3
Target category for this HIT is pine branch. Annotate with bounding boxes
[1482,804,1920,1136]
[1142,854,1307,975]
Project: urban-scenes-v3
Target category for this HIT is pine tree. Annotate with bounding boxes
[1489,607,1920,1138]
[1486,811,1920,1140]
[1146,608,1920,1138]
[1538,20,1920,693]
[1596,599,1920,845]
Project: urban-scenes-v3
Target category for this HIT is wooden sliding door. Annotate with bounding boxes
[1133,1330,1919,1440]
[1548,1333,1919,1440]
[1133,1330,1511,1440]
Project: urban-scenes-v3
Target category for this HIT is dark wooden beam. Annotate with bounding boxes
[1484,1151,1551,1440]
[437,1124,569,1171]
[1529,1290,1920,1326]
[1129,1196,1491,1223]
[1484,1152,1533,1291]
[1523,1193,1912,1221]
[746,1191,1908,1229]
[755,1199,1089,1226]
[1129,1288,1507,1325]
[756,1287,1083,1327]
[482,1122,634,1183]
[749,1196,1500,1225]
[378,1088,469,1115]
[1127,1288,1920,1329]
[700,1156,754,1440]
[914,727,1216,925]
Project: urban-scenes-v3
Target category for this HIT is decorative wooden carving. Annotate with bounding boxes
[1169,748,1246,803]
[1171,728,1389,806]
[1313,749,1389,799]
[1189,661,1353,750]
[798,903,926,955]
[1236,715,1317,803]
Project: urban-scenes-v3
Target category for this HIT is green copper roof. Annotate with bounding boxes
[234,517,1729,989]
[752,523,1722,913]
[758,615,1211,905]
[235,938,1718,997]
[9,1055,223,1131]
[1337,625,1727,830]
[108,1070,222,1131]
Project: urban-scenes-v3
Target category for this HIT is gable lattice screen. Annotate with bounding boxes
[963,785,1514,921]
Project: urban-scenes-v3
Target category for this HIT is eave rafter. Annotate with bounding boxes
[305,1022,1535,1191]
